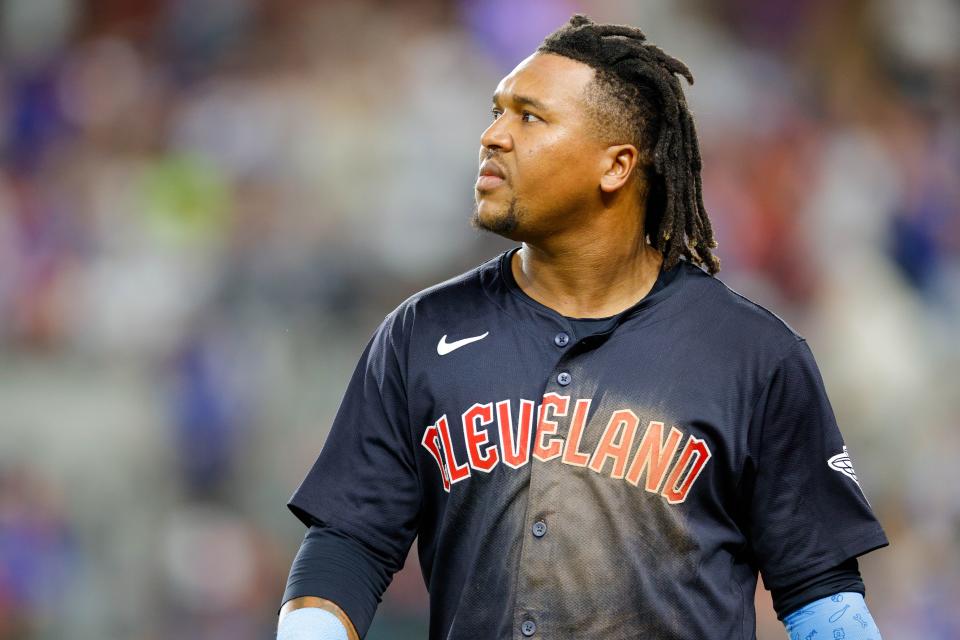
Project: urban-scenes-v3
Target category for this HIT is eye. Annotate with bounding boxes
[490,109,540,122]
[521,111,541,123]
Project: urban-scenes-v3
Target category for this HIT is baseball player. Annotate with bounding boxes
[278,15,887,640]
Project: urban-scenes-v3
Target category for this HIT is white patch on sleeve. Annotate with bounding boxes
[827,445,860,486]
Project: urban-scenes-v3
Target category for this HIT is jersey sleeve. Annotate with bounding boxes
[287,309,420,588]
[745,338,888,592]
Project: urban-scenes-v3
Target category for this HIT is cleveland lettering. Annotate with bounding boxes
[420,393,712,504]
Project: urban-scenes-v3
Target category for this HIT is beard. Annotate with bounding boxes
[470,196,523,237]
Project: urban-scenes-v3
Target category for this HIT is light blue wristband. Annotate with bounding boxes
[783,592,882,639]
[277,606,349,640]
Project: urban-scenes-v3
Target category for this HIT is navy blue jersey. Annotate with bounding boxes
[287,247,887,639]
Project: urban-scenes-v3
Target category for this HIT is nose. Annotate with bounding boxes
[480,115,513,153]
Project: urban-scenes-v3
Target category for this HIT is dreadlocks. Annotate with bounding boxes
[538,14,720,275]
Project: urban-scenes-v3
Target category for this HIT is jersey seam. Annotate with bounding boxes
[731,558,746,640]
[386,309,424,524]
[733,336,807,564]
[717,279,803,340]
[740,336,807,485]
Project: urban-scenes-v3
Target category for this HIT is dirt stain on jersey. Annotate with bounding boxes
[521,394,701,639]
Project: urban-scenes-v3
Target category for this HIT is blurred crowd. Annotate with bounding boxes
[0,0,957,638]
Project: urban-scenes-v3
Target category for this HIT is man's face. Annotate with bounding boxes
[472,53,607,241]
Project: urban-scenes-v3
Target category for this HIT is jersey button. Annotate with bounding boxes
[532,520,547,537]
[557,371,571,386]
[554,332,570,347]
[521,620,537,636]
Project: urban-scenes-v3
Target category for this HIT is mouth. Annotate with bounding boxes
[476,159,507,192]
[475,175,505,192]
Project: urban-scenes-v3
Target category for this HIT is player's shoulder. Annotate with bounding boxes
[677,261,804,350]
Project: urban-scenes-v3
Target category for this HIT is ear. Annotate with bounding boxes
[598,143,640,193]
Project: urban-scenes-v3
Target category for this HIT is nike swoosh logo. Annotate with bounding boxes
[437,332,489,356]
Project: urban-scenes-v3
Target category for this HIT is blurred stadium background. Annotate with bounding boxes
[0,0,957,638]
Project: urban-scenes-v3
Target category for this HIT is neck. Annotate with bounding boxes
[510,215,665,318]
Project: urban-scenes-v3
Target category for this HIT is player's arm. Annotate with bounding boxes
[279,522,394,640]
[280,310,420,638]
[277,596,359,640]
[744,339,888,639]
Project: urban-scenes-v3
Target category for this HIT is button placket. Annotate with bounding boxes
[513,343,579,639]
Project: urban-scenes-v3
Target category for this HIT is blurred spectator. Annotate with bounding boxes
[0,465,78,638]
